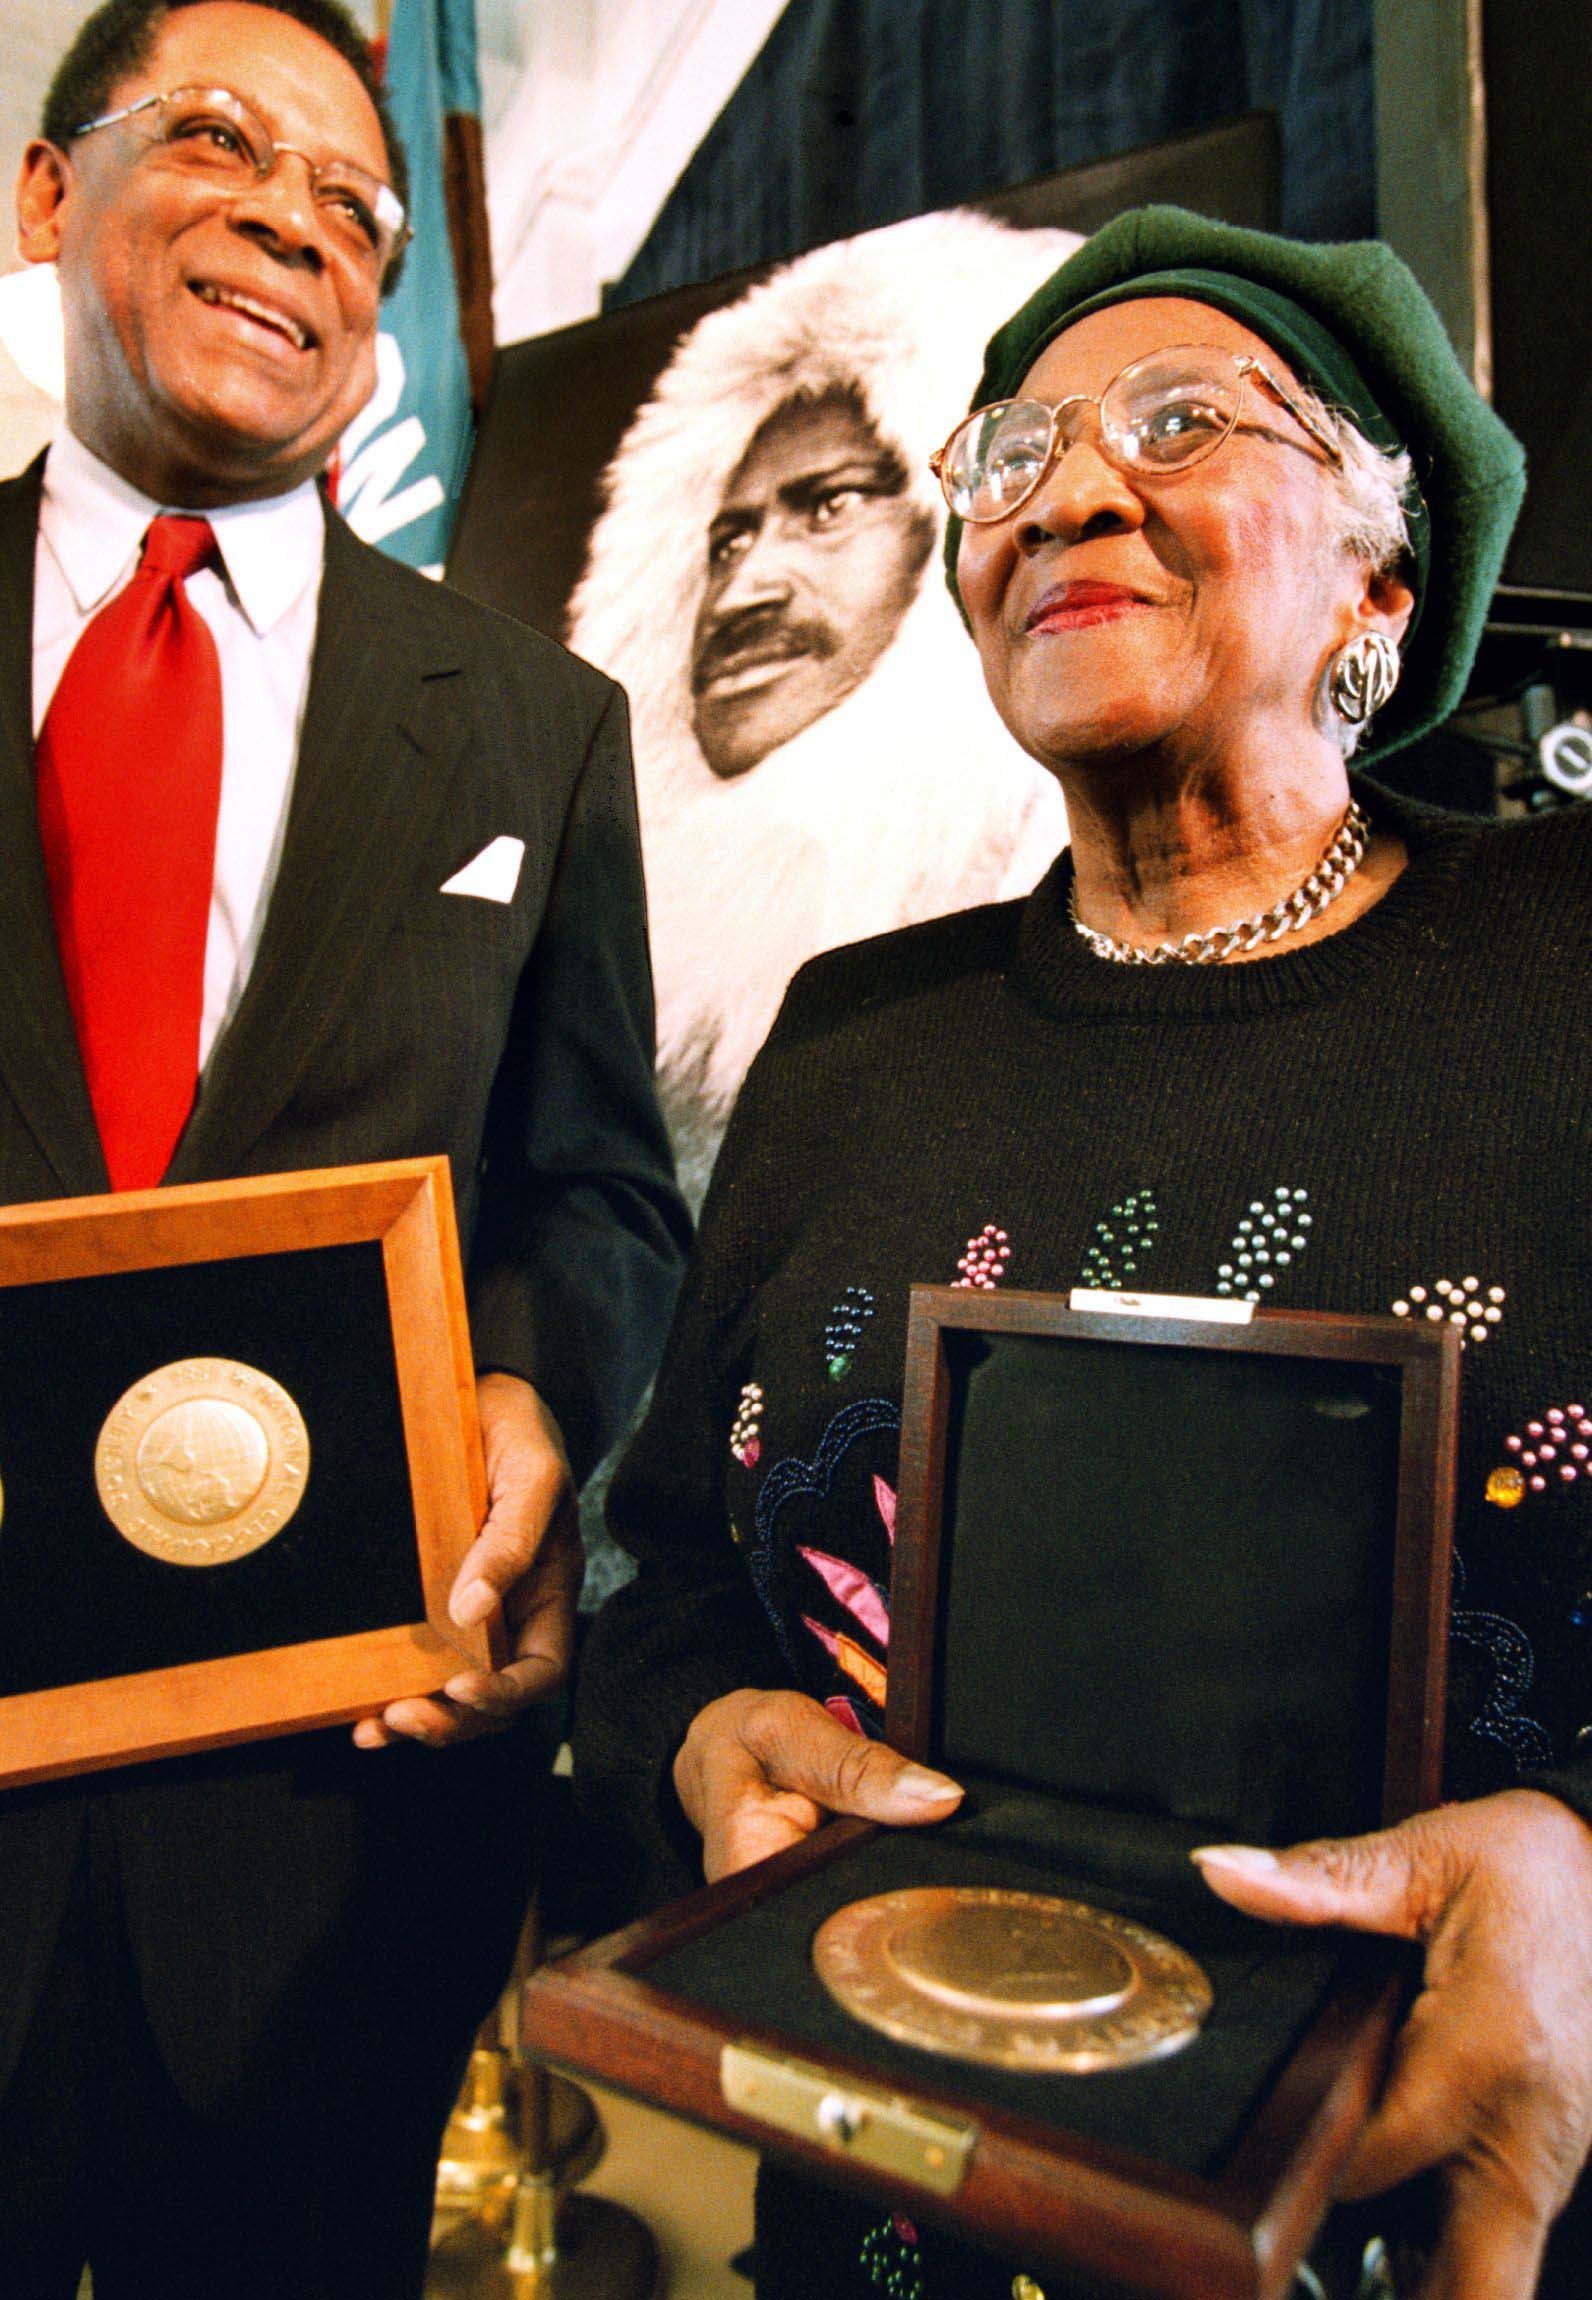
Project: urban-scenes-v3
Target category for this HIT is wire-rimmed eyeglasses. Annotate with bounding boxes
[71,85,411,278]
[930,345,1343,524]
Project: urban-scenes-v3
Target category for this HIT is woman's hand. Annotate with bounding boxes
[1193,1790,1592,2299]
[674,1688,962,1881]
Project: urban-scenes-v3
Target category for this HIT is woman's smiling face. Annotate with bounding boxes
[954,296,1386,779]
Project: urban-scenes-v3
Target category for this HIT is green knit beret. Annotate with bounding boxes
[945,205,1526,764]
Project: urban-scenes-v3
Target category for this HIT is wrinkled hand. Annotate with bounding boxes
[354,1371,581,1750]
[675,1687,963,1881]
[1192,1790,1592,2299]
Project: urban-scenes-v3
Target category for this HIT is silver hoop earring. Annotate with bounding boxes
[1327,631,1400,727]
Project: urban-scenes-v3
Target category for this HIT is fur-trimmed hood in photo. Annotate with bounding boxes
[567,209,1077,1205]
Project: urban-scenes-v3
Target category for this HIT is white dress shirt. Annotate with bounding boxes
[33,428,326,1069]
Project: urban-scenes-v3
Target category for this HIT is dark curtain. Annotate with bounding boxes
[609,0,1373,310]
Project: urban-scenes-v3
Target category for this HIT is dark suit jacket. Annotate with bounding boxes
[0,458,689,2111]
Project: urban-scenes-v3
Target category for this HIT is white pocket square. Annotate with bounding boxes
[440,835,524,904]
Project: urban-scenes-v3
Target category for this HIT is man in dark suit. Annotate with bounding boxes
[0,3,687,2293]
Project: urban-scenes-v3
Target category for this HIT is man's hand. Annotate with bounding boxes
[674,1687,963,1881]
[353,1372,581,1750]
[1192,1790,1592,2299]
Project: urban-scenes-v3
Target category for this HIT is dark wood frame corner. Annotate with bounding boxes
[0,1157,494,1788]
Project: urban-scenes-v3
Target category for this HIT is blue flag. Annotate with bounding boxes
[338,0,485,575]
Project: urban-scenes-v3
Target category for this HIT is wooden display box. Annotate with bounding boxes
[0,1158,496,1787]
[526,1291,1460,2299]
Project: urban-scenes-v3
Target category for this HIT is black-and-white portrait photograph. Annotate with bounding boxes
[562,210,1075,1200]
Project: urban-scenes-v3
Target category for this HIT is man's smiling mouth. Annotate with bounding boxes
[190,282,314,351]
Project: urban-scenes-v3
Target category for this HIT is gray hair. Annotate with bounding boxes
[1302,388,1416,754]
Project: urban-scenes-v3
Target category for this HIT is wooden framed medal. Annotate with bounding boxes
[0,1157,495,1786]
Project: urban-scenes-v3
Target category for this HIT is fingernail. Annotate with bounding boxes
[1190,1843,1279,1875]
[895,1766,962,1807]
[451,1579,495,1627]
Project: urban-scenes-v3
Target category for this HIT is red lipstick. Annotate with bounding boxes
[1025,581,1147,633]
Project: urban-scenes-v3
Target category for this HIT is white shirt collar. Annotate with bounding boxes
[40,426,326,636]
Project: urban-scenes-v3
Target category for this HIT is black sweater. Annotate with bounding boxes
[578,786,1592,1908]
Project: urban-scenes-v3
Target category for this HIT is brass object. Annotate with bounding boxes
[1012,2279,1046,2300]
[504,2172,558,2285]
[429,1887,653,2299]
[95,1356,309,1565]
[436,2054,603,2218]
[436,2049,526,2219]
[812,1887,1212,2071]
[427,2191,660,2299]
[721,2042,975,2195]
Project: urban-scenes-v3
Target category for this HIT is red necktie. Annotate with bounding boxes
[37,515,224,1190]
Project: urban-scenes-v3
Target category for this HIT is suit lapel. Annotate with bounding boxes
[0,461,110,1195]
[168,513,469,1182]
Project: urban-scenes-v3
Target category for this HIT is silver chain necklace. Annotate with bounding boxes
[1069,799,1372,966]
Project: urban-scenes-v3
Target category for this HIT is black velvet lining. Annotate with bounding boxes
[649,1787,1345,2177]
[937,1334,1401,1846]
[0,1242,423,1694]
[648,1332,1418,2180]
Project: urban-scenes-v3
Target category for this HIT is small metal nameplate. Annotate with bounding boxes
[1069,1289,1255,1324]
[720,2043,975,2195]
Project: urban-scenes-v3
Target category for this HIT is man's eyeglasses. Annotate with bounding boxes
[70,86,411,278]
[930,345,1343,524]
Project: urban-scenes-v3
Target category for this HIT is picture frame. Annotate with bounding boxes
[0,1157,495,1788]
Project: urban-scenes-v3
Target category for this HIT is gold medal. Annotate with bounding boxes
[812,1887,1212,2072]
[96,1358,310,1567]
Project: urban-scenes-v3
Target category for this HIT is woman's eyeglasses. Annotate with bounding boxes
[931,345,1342,524]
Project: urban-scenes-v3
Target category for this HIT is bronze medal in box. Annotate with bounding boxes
[814,1887,1213,2071]
[0,1158,498,1787]
[524,1291,1458,2300]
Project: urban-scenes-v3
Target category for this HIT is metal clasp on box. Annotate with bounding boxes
[721,2042,975,2195]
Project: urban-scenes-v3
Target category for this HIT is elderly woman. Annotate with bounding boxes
[576,208,1591,2299]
